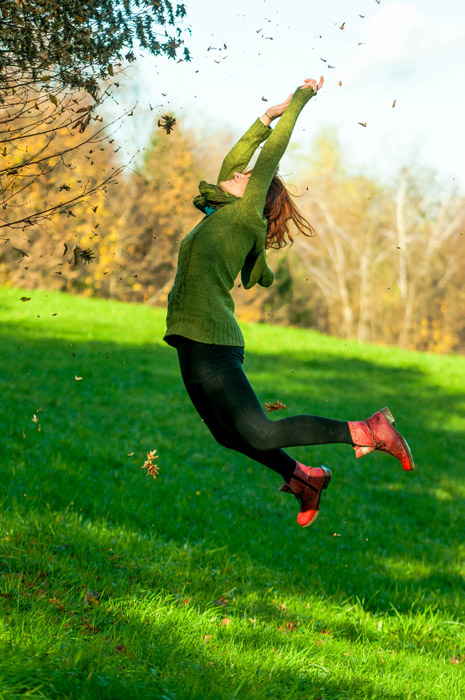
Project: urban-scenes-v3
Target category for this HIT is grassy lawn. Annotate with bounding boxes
[1,285,464,700]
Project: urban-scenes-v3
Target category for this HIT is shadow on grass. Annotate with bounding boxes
[1,322,464,698]
[2,322,464,602]
[0,508,444,700]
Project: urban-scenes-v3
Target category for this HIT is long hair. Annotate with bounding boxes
[245,169,315,249]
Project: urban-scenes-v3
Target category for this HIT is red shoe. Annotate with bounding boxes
[279,462,332,527]
[348,407,414,471]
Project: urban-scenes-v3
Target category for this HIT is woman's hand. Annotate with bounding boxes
[265,93,294,120]
[301,76,324,92]
[264,77,324,120]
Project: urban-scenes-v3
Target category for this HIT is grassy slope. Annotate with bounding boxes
[0,286,464,700]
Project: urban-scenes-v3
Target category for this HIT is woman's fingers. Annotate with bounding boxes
[301,76,324,91]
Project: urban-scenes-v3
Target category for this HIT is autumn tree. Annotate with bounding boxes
[0,110,126,295]
[390,166,465,351]
[0,0,190,240]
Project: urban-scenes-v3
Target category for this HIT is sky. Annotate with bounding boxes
[110,0,465,191]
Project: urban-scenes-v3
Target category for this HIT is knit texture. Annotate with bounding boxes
[193,181,238,214]
[164,85,317,348]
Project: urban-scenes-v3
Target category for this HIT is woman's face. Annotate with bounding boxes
[219,171,251,198]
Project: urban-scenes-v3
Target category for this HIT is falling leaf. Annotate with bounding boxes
[32,415,38,423]
[338,81,343,86]
[158,115,176,135]
[264,400,288,413]
[20,297,31,302]
[261,96,268,102]
[392,99,397,108]
[12,245,29,257]
[141,449,159,479]
[75,375,83,381]
[339,22,345,30]
[358,122,367,127]
[49,94,58,106]
[127,452,134,457]
[73,246,96,265]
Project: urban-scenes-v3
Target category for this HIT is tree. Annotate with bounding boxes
[0,0,190,96]
[0,0,190,238]
[392,167,464,351]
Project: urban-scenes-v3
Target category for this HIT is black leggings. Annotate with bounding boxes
[175,337,352,482]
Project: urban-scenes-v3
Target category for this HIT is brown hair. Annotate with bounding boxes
[245,169,315,249]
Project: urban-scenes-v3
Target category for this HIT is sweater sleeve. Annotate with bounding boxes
[216,118,272,185]
[241,246,274,289]
[237,86,317,228]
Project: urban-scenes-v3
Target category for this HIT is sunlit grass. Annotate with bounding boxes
[1,285,464,699]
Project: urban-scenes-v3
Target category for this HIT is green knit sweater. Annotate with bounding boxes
[164,85,316,348]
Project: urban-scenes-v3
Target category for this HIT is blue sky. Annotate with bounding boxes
[113,0,465,190]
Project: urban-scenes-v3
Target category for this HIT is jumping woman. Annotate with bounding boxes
[163,76,414,527]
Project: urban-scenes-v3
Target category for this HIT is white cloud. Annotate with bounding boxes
[340,2,465,82]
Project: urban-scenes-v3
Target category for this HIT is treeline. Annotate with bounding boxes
[1,111,464,354]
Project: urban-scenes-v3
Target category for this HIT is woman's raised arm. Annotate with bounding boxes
[239,77,323,216]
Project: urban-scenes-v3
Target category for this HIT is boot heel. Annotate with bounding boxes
[381,406,396,426]
[321,466,332,489]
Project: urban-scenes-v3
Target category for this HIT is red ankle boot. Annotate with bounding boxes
[280,462,332,527]
[348,407,414,471]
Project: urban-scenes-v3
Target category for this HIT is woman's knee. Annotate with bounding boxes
[236,419,274,452]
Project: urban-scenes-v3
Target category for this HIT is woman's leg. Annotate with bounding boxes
[176,339,413,479]
[183,377,298,481]
[188,366,353,453]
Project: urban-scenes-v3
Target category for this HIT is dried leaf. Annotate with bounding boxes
[73,246,95,265]
[264,400,288,413]
[212,596,228,607]
[141,449,159,479]
[158,115,177,135]
[20,296,31,302]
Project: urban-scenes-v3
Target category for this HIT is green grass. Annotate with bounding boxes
[1,285,464,700]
